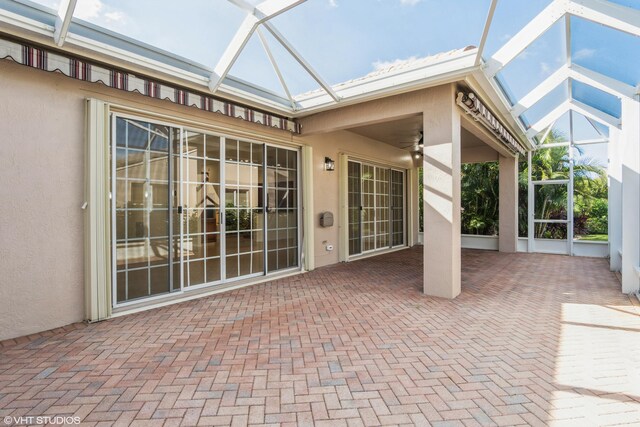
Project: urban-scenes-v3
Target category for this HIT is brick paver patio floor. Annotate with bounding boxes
[1,248,640,426]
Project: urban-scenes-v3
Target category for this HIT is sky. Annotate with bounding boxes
[24,0,640,164]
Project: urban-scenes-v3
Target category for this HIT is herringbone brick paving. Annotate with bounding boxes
[1,248,640,426]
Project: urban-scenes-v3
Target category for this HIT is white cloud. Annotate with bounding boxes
[74,0,103,20]
[399,0,422,4]
[328,0,338,7]
[104,11,125,22]
[74,0,127,26]
[574,48,596,60]
[540,62,551,74]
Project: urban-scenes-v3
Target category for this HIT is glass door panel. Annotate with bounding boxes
[112,117,175,304]
[391,170,405,247]
[361,164,376,252]
[375,167,389,249]
[266,146,299,272]
[113,117,301,304]
[346,161,406,257]
[348,161,362,255]
[183,131,221,287]
[225,139,265,279]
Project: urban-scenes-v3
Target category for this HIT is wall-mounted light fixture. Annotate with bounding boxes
[324,157,335,171]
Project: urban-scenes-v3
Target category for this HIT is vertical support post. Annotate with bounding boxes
[621,96,640,294]
[568,111,575,255]
[527,150,534,252]
[609,127,622,271]
[407,167,419,247]
[499,154,519,252]
[423,85,461,299]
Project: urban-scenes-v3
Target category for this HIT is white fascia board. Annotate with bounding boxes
[567,0,640,37]
[293,49,478,112]
[569,63,636,100]
[53,0,76,46]
[512,65,569,117]
[527,100,571,138]
[0,5,55,37]
[570,99,621,128]
[485,0,567,77]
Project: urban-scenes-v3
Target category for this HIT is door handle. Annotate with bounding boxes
[177,205,183,214]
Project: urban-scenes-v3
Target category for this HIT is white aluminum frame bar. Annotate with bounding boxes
[475,0,499,66]
[256,27,296,109]
[53,0,77,47]
[570,99,620,128]
[262,22,339,101]
[485,0,567,76]
[512,65,568,117]
[568,63,636,99]
[209,0,307,93]
[566,0,640,37]
[527,100,571,138]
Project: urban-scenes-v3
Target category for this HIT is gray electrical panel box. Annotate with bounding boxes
[320,212,334,227]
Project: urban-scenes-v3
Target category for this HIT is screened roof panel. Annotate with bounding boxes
[1,0,637,148]
[267,0,489,86]
[571,16,640,87]
[69,0,245,69]
[541,111,572,143]
[571,80,622,119]
[482,0,554,58]
[606,0,640,9]
[521,81,569,126]
[571,111,606,141]
[499,19,566,101]
[228,32,290,98]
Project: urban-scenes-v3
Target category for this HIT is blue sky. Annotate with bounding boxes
[28,0,639,162]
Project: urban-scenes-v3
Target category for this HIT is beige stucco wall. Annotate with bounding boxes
[0,58,418,340]
[295,131,415,268]
[0,61,87,340]
[0,60,296,341]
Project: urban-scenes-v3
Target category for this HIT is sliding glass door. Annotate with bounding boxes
[111,114,300,306]
[113,118,178,303]
[347,160,406,257]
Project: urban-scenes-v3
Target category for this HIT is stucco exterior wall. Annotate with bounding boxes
[0,59,418,340]
[0,60,295,341]
[296,131,415,268]
[0,61,86,340]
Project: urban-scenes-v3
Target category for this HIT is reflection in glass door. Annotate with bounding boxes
[182,131,222,287]
[266,146,299,272]
[112,115,301,306]
[225,139,265,279]
[361,164,376,252]
[113,117,178,303]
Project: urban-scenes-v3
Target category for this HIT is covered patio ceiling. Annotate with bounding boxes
[0,0,638,148]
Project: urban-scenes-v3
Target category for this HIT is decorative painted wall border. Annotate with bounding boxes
[0,38,301,134]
